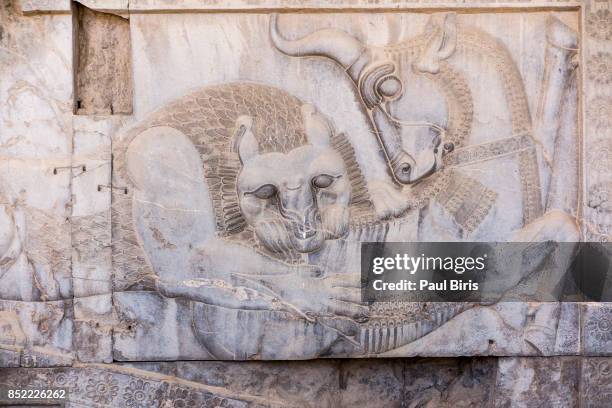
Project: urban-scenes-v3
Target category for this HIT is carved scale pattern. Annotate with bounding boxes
[72,211,111,263]
[23,208,71,278]
[111,191,154,290]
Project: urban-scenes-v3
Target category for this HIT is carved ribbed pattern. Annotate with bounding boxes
[111,191,153,290]
[362,302,471,354]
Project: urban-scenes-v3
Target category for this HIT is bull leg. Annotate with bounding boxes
[515,15,579,354]
[534,15,579,208]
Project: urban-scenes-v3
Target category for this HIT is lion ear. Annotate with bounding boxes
[232,115,259,164]
[301,104,331,148]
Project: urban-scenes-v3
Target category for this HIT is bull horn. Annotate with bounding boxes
[270,13,365,70]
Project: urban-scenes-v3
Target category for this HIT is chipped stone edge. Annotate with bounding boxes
[20,0,582,15]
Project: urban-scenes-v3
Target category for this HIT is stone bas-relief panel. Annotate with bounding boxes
[111,10,588,360]
[1,0,612,405]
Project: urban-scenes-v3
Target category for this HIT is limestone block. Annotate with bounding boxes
[112,291,214,360]
[338,360,405,407]
[74,294,114,362]
[0,365,262,407]
[72,117,114,297]
[19,0,71,14]
[582,304,612,356]
[0,1,77,365]
[127,0,580,12]
[581,357,612,407]
[77,0,129,16]
[495,357,581,407]
[70,116,118,363]
[403,358,497,406]
[0,2,73,305]
[0,300,74,367]
[0,8,73,158]
[170,360,340,406]
[74,4,133,115]
[554,302,581,355]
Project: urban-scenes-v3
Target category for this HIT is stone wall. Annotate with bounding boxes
[1,0,611,405]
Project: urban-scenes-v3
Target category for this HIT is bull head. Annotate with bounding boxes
[270,14,454,185]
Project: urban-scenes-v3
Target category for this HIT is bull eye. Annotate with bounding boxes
[312,174,335,189]
[250,184,277,199]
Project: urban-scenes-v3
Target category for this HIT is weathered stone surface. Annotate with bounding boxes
[112,292,212,360]
[1,0,612,405]
[403,357,496,407]
[127,0,581,12]
[0,365,267,407]
[495,357,581,407]
[19,0,71,14]
[5,357,611,407]
[581,357,612,408]
[139,360,342,406]
[0,301,74,367]
[1,0,75,364]
[18,0,582,14]
[75,4,133,115]
[72,116,115,298]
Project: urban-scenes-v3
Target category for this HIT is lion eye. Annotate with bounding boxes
[312,174,335,189]
[251,184,277,199]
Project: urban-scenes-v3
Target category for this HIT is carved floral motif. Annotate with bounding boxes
[123,379,161,408]
[587,96,612,130]
[584,358,612,407]
[52,371,80,393]
[586,10,612,40]
[585,308,612,344]
[86,373,119,404]
[160,385,198,408]
[587,52,612,84]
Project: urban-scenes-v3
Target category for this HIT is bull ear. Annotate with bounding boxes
[415,13,457,74]
[436,13,457,60]
[232,115,259,164]
[301,104,331,148]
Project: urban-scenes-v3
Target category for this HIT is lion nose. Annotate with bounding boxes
[296,224,316,239]
[278,187,318,238]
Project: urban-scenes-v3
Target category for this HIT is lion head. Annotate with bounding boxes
[234,104,351,254]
